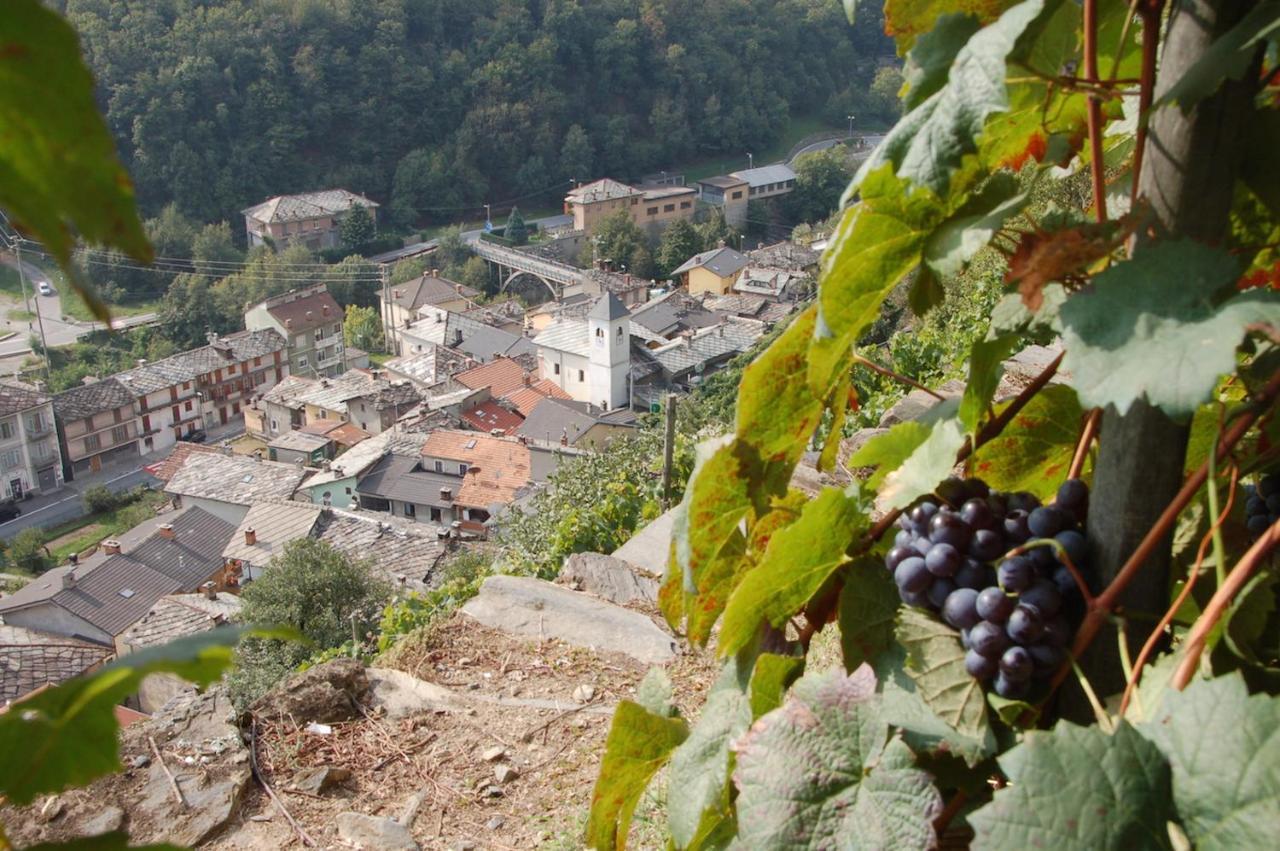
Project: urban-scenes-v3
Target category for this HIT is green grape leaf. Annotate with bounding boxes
[970,721,1174,850]
[838,561,901,674]
[959,334,1019,432]
[0,0,152,322]
[857,0,1057,194]
[1157,1,1280,110]
[885,0,1020,53]
[896,606,991,743]
[686,529,748,647]
[23,834,183,851]
[969,384,1083,500]
[986,692,1038,727]
[733,668,943,849]
[903,13,984,109]
[737,305,826,470]
[877,643,997,765]
[909,266,946,316]
[587,701,689,851]
[1140,673,1280,851]
[848,420,931,489]
[719,487,867,656]
[812,167,946,393]
[1224,571,1277,665]
[749,653,806,720]
[924,173,1028,279]
[635,667,678,718]
[0,627,280,805]
[880,418,967,511]
[667,674,753,848]
[989,284,1067,339]
[1060,240,1280,418]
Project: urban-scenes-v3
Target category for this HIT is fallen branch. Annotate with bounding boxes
[248,719,316,848]
[148,736,185,809]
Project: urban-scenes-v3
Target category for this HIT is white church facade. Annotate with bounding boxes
[531,293,631,411]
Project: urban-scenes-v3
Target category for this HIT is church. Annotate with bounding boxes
[530,293,632,411]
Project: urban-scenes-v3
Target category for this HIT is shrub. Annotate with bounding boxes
[7,528,51,574]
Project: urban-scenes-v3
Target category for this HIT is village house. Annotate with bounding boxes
[382,344,477,390]
[244,285,347,378]
[165,450,309,525]
[531,293,631,411]
[671,245,750,296]
[695,175,749,227]
[117,590,240,712]
[266,429,333,466]
[242,189,379,250]
[631,317,767,397]
[0,382,63,500]
[729,163,797,201]
[516,396,636,449]
[52,378,141,477]
[565,178,697,237]
[0,624,114,707]
[246,369,420,438]
[630,290,724,339]
[402,307,537,364]
[297,430,422,509]
[381,269,479,354]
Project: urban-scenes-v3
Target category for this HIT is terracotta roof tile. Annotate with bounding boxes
[461,401,524,435]
[419,430,532,508]
[455,357,532,397]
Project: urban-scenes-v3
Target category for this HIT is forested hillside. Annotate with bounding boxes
[57,0,893,227]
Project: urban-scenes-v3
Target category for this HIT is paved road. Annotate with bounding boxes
[788,133,887,163]
[0,466,155,540]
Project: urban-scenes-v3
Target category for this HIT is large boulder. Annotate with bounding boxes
[558,552,659,605]
[461,575,678,664]
[249,657,368,724]
[337,812,420,851]
[612,508,677,578]
[878,379,965,427]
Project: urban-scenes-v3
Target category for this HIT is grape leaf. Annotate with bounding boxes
[969,384,1083,500]
[1060,240,1280,417]
[737,305,826,469]
[587,701,689,851]
[1004,219,1129,311]
[1140,673,1280,851]
[879,417,967,511]
[733,668,943,849]
[902,13,984,109]
[719,486,867,656]
[749,653,806,720]
[959,334,1018,432]
[635,667,678,718]
[884,0,1020,53]
[970,721,1174,850]
[909,266,946,316]
[877,643,997,765]
[0,0,152,321]
[838,561,901,674]
[990,283,1067,339]
[686,529,748,647]
[0,626,285,805]
[924,172,1028,279]
[1156,1,1280,110]
[847,420,931,489]
[896,606,991,743]
[857,0,1057,195]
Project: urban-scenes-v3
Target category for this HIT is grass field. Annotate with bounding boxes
[41,489,168,562]
[60,292,160,323]
[0,265,30,300]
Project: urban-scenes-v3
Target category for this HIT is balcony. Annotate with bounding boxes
[25,420,53,439]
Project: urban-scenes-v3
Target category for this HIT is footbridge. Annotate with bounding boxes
[471,240,586,300]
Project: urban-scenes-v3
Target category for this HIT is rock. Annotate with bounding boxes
[486,816,505,830]
[249,658,368,724]
[337,812,420,851]
[290,765,351,795]
[558,553,659,605]
[841,428,889,464]
[366,667,466,719]
[494,764,520,784]
[994,344,1069,402]
[878,379,965,427]
[140,760,250,846]
[482,784,504,798]
[573,684,596,703]
[38,796,63,823]
[611,508,677,577]
[129,754,152,770]
[481,746,506,762]
[78,805,125,836]
[452,841,478,851]
[461,576,677,664]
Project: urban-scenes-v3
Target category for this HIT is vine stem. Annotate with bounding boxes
[1007,538,1094,604]
[1118,462,1239,716]
[1068,407,1102,479]
[1171,517,1280,689]
[1129,1,1166,204]
[1083,0,1108,223]
[1049,369,1280,694]
[932,789,968,839]
[956,351,1065,465]
[853,353,945,399]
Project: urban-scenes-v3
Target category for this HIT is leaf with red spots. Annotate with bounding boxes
[1004,219,1129,310]
[970,384,1083,499]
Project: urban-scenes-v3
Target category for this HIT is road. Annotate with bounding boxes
[788,133,887,163]
[0,466,155,540]
[370,213,576,263]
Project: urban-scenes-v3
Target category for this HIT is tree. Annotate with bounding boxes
[590,209,652,278]
[340,204,375,252]
[191,221,241,275]
[458,256,492,293]
[6,528,50,575]
[559,123,594,181]
[505,206,529,245]
[786,147,854,223]
[867,65,905,121]
[656,218,701,277]
[695,208,735,252]
[343,304,384,353]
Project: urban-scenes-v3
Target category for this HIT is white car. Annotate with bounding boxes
[37,281,53,296]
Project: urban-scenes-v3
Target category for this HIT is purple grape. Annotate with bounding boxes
[961,498,995,530]
[1247,514,1271,535]
[925,543,961,577]
[1007,492,1041,513]
[885,546,914,571]
[1028,643,1064,673]
[970,621,1011,659]
[977,587,1016,623]
[1029,545,1057,572]
[900,587,931,607]
[1043,616,1072,648]
[986,494,1008,521]
[968,528,1005,561]
[927,577,957,609]
[912,536,934,556]
[1003,510,1031,544]
[954,558,990,590]
[963,478,991,499]
[1055,530,1087,566]
[1260,475,1280,498]
[1000,646,1034,681]
[1266,494,1280,514]
[1028,506,1067,538]
[1246,495,1266,515]
[965,649,998,680]
[1056,478,1089,509]
[942,588,982,630]
[997,557,1034,592]
[1007,605,1046,644]
[1020,579,1063,617]
[1052,565,1080,597]
[930,514,972,550]
[994,672,1030,698]
[894,557,931,594]
[894,529,913,549]
[910,501,940,527]
[936,477,968,506]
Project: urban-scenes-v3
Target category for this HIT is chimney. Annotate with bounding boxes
[440,487,452,502]
[322,304,330,317]
[624,273,631,285]
[102,539,122,556]
[285,318,293,329]
[206,331,219,346]
[393,289,402,299]
[157,523,175,540]
[244,527,257,546]
[61,570,76,590]
[305,310,314,322]
[522,372,532,386]
[201,581,217,601]
[454,283,462,294]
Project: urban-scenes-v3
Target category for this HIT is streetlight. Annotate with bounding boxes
[847,114,856,138]
[483,203,492,230]
[747,152,753,170]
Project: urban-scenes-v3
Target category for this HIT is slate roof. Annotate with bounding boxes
[729,163,797,188]
[223,501,323,566]
[516,397,637,445]
[589,292,629,321]
[115,329,287,396]
[166,452,308,506]
[52,378,135,421]
[463,299,526,327]
[567,178,641,202]
[389,273,478,311]
[243,189,379,223]
[0,382,50,417]
[268,430,331,453]
[287,370,418,417]
[746,241,820,272]
[531,317,591,357]
[262,288,342,333]
[383,346,477,388]
[313,510,448,588]
[303,430,424,489]
[298,420,371,448]
[143,442,221,483]
[0,625,113,704]
[458,325,535,363]
[462,401,524,435]
[647,319,767,377]
[260,374,318,408]
[630,290,721,337]
[118,593,241,650]
[356,454,459,508]
[671,246,749,278]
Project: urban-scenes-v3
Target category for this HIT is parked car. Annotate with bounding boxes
[37,281,53,296]
[0,500,21,522]
[179,429,207,444]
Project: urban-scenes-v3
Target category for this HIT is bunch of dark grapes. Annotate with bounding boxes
[1244,474,1280,538]
[884,476,1094,699]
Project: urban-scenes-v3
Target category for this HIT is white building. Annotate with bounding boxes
[531,293,631,410]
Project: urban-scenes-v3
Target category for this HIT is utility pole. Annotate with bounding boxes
[14,238,51,383]
[379,262,392,355]
[661,392,677,507]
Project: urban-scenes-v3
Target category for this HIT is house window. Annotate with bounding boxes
[0,421,12,441]
[595,328,604,338]
[578,369,585,382]
[647,206,658,215]
[430,507,443,522]
[616,326,623,339]
[184,400,193,412]
[663,204,675,212]
[1,449,19,469]
[270,419,279,432]
[299,356,309,368]
[403,502,416,518]
[458,463,468,475]
[111,425,130,444]
[314,329,323,341]
[84,433,101,452]
[317,409,328,419]
[680,201,691,209]
[434,460,443,472]
[27,412,45,432]
[254,357,262,366]
[553,363,560,375]
[345,487,352,495]
[183,381,191,390]
[113,408,124,423]
[732,191,743,199]
[33,441,51,461]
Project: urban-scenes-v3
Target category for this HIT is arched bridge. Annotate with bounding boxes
[471,240,585,300]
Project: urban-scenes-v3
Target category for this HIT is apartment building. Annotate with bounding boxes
[565,178,697,237]
[53,378,141,477]
[0,382,63,499]
[244,285,346,378]
[241,189,379,250]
